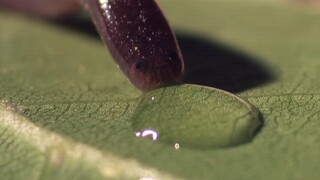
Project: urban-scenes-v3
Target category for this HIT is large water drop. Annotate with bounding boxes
[132,84,262,149]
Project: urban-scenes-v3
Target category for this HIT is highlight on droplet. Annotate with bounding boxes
[135,129,158,141]
[174,143,180,150]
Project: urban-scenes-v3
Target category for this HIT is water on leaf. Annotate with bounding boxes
[132,84,262,150]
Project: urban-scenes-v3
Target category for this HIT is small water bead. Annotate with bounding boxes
[131,84,262,149]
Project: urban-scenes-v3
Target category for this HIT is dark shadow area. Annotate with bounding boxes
[178,34,275,93]
[51,16,275,93]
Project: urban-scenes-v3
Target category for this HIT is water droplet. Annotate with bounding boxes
[131,84,262,150]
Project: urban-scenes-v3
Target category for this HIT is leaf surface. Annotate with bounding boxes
[0,0,319,179]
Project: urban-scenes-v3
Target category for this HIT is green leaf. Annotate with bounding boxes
[1,0,320,179]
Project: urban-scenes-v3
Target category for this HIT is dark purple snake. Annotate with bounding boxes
[0,0,184,91]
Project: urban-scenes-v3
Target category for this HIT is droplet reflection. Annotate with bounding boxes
[135,129,181,150]
[174,143,180,150]
[135,129,158,141]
